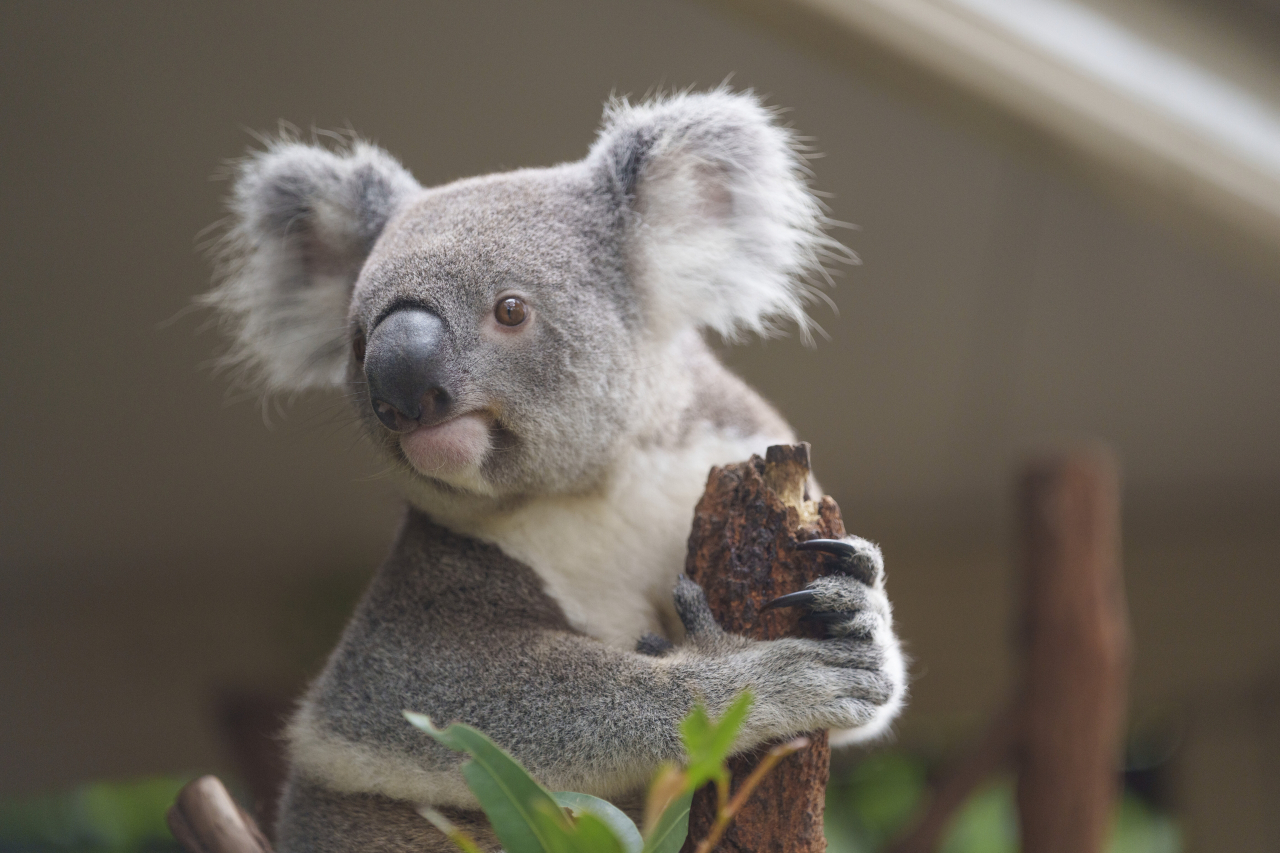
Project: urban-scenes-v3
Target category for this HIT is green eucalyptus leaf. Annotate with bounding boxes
[681,692,753,789]
[532,802,629,853]
[552,792,643,853]
[568,812,631,853]
[404,711,569,853]
[679,705,715,789]
[640,790,692,853]
[680,704,713,751]
[527,802,579,853]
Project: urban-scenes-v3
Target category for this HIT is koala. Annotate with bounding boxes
[205,89,906,852]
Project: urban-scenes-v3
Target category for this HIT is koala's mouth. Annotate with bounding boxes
[399,412,494,476]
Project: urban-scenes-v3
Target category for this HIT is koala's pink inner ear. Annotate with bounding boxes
[298,226,363,279]
[691,162,735,221]
[635,156,735,231]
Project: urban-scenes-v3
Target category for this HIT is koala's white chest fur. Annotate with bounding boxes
[454,429,783,647]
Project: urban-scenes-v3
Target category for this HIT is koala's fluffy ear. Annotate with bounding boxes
[589,90,841,341]
[205,140,421,392]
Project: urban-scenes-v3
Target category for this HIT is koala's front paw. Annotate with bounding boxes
[672,561,905,743]
[797,535,884,586]
[765,536,890,639]
[786,535,904,743]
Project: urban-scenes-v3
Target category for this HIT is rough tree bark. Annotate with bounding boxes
[681,443,844,853]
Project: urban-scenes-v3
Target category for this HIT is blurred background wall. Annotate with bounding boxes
[1,1,1277,850]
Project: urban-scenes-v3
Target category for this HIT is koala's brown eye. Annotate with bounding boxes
[352,330,367,362]
[495,297,527,327]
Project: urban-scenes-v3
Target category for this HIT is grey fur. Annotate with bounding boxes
[206,90,906,852]
[277,778,506,853]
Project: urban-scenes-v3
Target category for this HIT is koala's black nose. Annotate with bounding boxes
[363,308,453,433]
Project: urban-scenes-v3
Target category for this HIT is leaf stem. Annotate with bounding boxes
[417,806,485,853]
[692,737,811,853]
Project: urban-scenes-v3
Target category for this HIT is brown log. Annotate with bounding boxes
[886,449,1128,853]
[1016,450,1129,853]
[167,775,274,853]
[682,443,845,853]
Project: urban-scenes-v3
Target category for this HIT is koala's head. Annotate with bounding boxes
[207,90,836,501]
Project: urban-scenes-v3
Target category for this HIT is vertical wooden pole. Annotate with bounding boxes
[1016,450,1129,853]
[887,448,1129,853]
[681,443,841,853]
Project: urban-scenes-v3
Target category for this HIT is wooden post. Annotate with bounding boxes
[887,448,1129,853]
[681,443,844,853]
[1017,451,1129,853]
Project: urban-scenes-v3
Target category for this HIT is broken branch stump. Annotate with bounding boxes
[167,775,274,853]
[682,443,846,853]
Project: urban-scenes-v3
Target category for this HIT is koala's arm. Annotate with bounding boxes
[286,513,904,806]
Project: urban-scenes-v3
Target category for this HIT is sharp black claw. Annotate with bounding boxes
[797,538,859,558]
[762,589,818,611]
[798,538,877,583]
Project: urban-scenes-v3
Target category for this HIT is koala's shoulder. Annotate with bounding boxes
[671,337,793,444]
[354,511,575,637]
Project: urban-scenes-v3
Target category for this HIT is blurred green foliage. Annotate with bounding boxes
[825,752,931,852]
[0,751,1181,853]
[0,776,187,852]
[825,753,1181,853]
